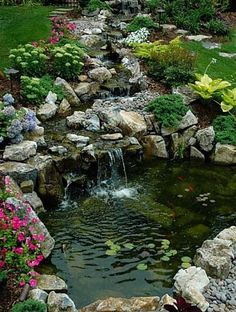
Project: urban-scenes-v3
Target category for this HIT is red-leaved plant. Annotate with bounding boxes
[164,296,202,312]
[0,176,45,288]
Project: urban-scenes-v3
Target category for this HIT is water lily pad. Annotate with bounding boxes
[161,239,170,245]
[105,249,117,256]
[161,256,170,262]
[123,243,135,250]
[137,263,148,270]
[147,243,155,249]
[105,240,114,246]
[169,249,177,256]
[181,262,191,269]
[181,256,192,263]
[110,244,121,251]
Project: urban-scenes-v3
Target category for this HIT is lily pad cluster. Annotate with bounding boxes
[160,239,178,262]
[181,256,192,269]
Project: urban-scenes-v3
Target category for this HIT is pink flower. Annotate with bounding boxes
[12,216,21,230]
[32,42,38,47]
[19,280,26,287]
[31,218,38,224]
[29,243,37,251]
[38,234,45,242]
[29,278,37,288]
[0,260,5,268]
[4,176,11,185]
[14,247,23,255]
[17,232,25,242]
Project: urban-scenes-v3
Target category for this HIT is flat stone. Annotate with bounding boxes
[47,291,77,312]
[29,288,48,303]
[187,35,212,42]
[101,133,123,140]
[66,134,90,147]
[161,24,177,31]
[49,146,68,156]
[37,275,68,292]
[219,52,236,58]
[211,143,236,165]
[3,141,37,161]
[202,41,221,50]
[0,162,37,185]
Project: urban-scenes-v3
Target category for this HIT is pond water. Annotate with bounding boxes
[41,157,236,308]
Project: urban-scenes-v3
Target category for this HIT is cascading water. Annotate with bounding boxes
[91,148,137,199]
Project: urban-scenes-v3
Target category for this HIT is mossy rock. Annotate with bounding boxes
[185,224,210,240]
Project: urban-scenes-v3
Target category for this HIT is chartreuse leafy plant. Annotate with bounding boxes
[220,88,236,112]
[189,74,231,100]
[213,115,236,145]
[146,94,188,128]
[21,75,64,105]
[10,299,47,312]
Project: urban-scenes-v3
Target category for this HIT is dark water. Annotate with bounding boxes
[42,160,236,308]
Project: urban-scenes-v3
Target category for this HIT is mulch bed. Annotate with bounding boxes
[190,100,222,128]
[0,75,21,101]
[0,273,22,312]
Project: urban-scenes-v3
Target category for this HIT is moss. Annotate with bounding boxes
[185,224,210,240]
[213,115,236,146]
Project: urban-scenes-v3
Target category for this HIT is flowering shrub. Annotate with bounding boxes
[9,44,48,77]
[121,28,150,45]
[50,43,84,80]
[0,176,45,287]
[0,94,37,144]
[21,75,64,105]
[49,16,77,45]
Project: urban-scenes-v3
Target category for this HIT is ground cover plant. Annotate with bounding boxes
[10,299,47,312]
[0,6,52,69]
[213,115,236,145]
[127,16,159,32]
[86,0,111,12]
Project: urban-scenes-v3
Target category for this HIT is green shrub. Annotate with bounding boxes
[21,75,64,105]
[164,65,195,87]
[145,94,188,128]
[11,299,47,312]
[206,19,229,35]
[86,0,111,12]
[146,0,161,10]
[213,115,236,145]
[127,16,159,32]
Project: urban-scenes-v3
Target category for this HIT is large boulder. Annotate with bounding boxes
[23,191,45,214]
[29,155,64,205]
[47,291,77,312]
[142,135,168,158]
[80,296,160,312]
[3,141,37,161]
[55,77,80,107]
[211,143,236,165]
[118,111,147,138]
[75,82,91,97]
[195,126,215,152]
[0,162,37,185]
[37,275,68,292]
[29,288,48,303]
[66,111,100,132]
[88,67,112,83]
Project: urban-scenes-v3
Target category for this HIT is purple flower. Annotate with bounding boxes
[2,105,15,117]
[21,110,37,132]
[3,93,15,106]
[7,119,23,139]
[11,134,24,144]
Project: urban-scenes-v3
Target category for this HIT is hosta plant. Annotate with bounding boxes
[164,296,202,312]
[189,74,231,100]
[220,88,236,112]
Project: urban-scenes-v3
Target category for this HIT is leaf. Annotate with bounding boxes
[123,243,135,250]
[136,263,148,270]
[161,256,170,262]
[105,249,117,256]
[161,239,170,245]
[181,262,191,269]
[181,256,192,263]
[105,240,114,246]
[147,243,155,249]
[110,244,121,251]
[169,249,178,256]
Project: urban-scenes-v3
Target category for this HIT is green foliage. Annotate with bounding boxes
[0,270,7,283]
[206,19,229,35]
[145,0,161,10]
[136,263,148,270]
[146,94,188,128]
[86,0,111,12]
[164,65,195,87]
[11,299,47,312]
[127,16,159,32]
[21,75,64,105]
[211,0,229,11]
[189,74,231,100]
[213,115,236,145]
[220,88,236,112]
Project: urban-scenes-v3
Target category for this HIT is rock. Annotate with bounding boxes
[25,126,46,147]
[172,86,197,105]
[66,134,90,147]
[216,226,236,248]
[195,126,215,152]
[67,111,85,129]
[129,137,140,145]
[175,29,189,35]
[23,191,45,214]
[194,239,233,278]
[3,141,37,161]
[79,75,88,82]
[67,111,100,132]
[29,155,64,205]
[174,266,209,312]
[29,288,48,303]
[179,110,198,130]
[37,275,68,292]
[75,82,91,96]
[118,111,147,138]
[88,67,112,83]
[0,162,37,185]
[143,135,168,158]
[202,41,221,50]
[187,35,212,42]
[55,77,80,107]
[80,34,102,47]
[37,103,58,121]
[58,99,71,117]
[101,133,123,140]
[161,24,177,31]
[6,197,54,258]
[20,180,34,193]
[49,146,68,156]
[46,91,57,105]
[190,146,205,161]
[219,52,236,58]
[159,294,176,311]
[81,144,96,162]
[47,291,77,312]
[182,126,198,145]
[84,113,100,132]
[211,143,236,165]
[80,296,160,312]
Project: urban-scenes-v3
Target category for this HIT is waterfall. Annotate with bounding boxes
[59,173,78,209]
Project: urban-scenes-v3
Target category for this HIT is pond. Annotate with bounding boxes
[41,157,236,308]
